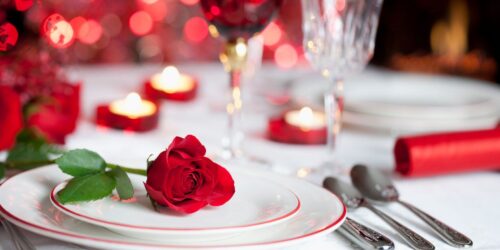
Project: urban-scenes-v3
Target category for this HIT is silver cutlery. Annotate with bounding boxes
[1,215,36,250]
[338,216,395,250]
[350,164,473,248]
[324,177,435,250]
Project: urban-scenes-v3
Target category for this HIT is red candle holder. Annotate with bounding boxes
[96,105,159,132]
[144,79,198,101]
[267,115,326,145]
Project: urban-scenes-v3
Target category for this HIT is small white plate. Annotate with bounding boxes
[49,172,300,241]
[0,166,346,249]
[291,69,500,132]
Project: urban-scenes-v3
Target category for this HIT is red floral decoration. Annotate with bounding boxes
[144,135,235,214]
[0,22,19,52]
[0,86,23,150]
[0,54,80,145]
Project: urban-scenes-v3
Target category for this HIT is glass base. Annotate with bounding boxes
[294,160,350,184]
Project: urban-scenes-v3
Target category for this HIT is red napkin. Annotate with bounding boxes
[394,127,500,177]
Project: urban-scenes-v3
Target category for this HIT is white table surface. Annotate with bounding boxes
[1,64,500,250]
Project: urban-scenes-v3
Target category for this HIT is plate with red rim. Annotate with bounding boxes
[49,170,301,241]
[0,165,346,249]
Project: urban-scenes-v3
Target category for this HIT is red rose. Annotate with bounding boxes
[27,83,80,144]
[0,86,23,150]
[144,135,235,214]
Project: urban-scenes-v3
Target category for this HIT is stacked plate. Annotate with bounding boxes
[291,69,500,133]
[0,165,346,249]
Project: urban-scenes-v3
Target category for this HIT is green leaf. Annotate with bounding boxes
[56,173,116,204]
[55,149,106,177]
[0,164,5,179]
[6,130,52,170]
[108,167,134,200]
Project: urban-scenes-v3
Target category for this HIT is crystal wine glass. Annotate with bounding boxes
[200,0,283,161]
[301,0,383,169]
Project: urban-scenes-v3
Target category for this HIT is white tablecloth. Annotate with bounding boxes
[1,64,500,250]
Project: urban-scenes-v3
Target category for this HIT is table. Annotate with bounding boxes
[1,64,500,250]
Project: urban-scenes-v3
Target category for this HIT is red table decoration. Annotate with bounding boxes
[96,93,159,132]
[394,127,500,177]
[267,107,326,144]
[143,66,198,101]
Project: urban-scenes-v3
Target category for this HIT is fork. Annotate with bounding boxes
[0,215,36,250]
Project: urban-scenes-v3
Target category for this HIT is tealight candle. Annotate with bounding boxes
[96,92,159,132]
[109,92,156,118]
[267,107,326,144]
[144,66,198,101]
[284,107,326,130]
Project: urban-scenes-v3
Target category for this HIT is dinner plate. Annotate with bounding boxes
[49,171,300,241]
[0,166,346,249]
[290,69,500,132]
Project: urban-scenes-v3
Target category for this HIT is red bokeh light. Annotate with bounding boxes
[262,22,282,46]
[129,11,154,36]
[183,17,208,43]
[15,0,34,11]
[41,13,64,35]
[336,0,346,12]
[180,0,199,6]
[47,20,75,48]
[0,22,19,51]
[274,44,298,69]
[143,1,168,22]
[70,16,86,34]
[78,19,103,44]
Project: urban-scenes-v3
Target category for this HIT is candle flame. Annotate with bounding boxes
[124,92,143,114]
[160,66,181,84]
[109,92,156,118]
[299,107,314,123]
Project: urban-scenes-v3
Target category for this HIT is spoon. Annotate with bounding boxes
[351,164,473,248]
[338,216,395,250]
[323,177,435,250]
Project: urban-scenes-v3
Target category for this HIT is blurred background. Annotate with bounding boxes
[1,0,499,83]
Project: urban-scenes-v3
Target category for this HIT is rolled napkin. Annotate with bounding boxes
[394,127,500,177]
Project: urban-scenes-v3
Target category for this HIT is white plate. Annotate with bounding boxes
[291,69,500,132]
[0,166,346,249]
[49,172,300,241]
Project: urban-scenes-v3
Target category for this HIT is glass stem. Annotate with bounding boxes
[324,78,344,163]
[223,69,243,159]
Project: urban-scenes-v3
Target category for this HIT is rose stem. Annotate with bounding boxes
[0,160,147,176]
[106,163,147,176]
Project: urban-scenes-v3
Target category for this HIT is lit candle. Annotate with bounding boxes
[109,92,156,118]
[285,107,326,130]
[96,92,159,132]
[267,107,327,144]
[151,66,195,93]
[144,66,198,101]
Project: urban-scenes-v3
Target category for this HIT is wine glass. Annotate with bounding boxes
[200,0,283,161]
[301,0,383,170]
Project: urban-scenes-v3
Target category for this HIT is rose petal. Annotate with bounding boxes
[166,165,193,200]
[144,183,170,207]
[167,135,206,158]
[167,199,208,214]
[207,159,235,206]
[147,182,208,214]
[146,151,169,190]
